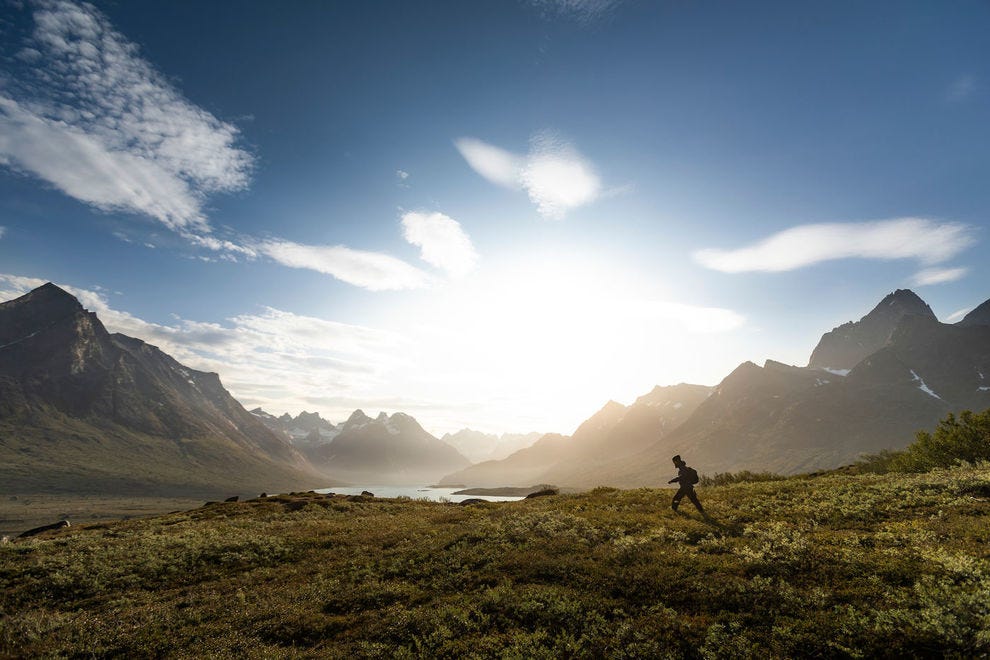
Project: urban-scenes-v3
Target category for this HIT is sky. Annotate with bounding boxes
[1,0,988,436]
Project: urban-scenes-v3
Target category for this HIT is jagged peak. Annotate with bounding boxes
[346,409,370,424]
[868,289,936,320]
[376,411,389,422]
[1,282,83,313]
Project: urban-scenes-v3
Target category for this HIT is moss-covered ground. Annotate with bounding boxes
[2,465,989,658]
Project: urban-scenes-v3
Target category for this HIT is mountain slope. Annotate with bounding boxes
[0,283,323,497]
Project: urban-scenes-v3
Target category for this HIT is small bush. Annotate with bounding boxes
[891,409,990,473]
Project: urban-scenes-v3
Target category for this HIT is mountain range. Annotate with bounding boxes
[440,289,990,488]
[4,283,989,495]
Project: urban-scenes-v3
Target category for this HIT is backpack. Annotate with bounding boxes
[683,467,699,485]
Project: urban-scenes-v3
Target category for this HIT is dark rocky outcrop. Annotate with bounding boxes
[17,519,70,539]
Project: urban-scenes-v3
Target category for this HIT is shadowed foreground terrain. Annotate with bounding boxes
[2,466,989,657]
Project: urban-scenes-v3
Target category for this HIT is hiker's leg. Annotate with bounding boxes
[671,488,685,510]
[687,488,705,513]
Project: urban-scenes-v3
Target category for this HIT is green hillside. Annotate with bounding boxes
[3,465,989,657]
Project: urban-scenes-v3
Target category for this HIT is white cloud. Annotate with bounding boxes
[521,132,602,218]
[455,132,602,218]
[256,239,433,291]
[624,300,746,334]
[396,170,409,180]
[0,1,252,231]
[945,307,972,323]
[401,211,478,278]
[694,218,976,273]
[455,138,522,189]
[0,97,208,230]
[911,266,968,286]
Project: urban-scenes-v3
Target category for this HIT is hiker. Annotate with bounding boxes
[668,455,705,514]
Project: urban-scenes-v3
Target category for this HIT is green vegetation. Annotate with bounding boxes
[859,409,990,474]
[3,465,990,657]
[699,471,785,487]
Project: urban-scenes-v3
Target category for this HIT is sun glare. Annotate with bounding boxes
[382,250,730,434]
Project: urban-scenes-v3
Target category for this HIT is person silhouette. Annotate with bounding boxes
[668,455,705,514]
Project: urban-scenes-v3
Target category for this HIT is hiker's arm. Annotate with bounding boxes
[668,477,678,484]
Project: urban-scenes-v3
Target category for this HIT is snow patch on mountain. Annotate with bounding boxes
[910,369,942,400]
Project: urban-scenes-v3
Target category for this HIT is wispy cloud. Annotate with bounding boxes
[945,307,972,323]
[911,266,968,287]
[624,300,745,334]
[255,239,433,291]
[0,0,252,232]
[529,0,624,23]
[945,74,977,103]
[401,211,478,278]
[455,132,602,219]
[0,1,445,293]
[694,218,976,273]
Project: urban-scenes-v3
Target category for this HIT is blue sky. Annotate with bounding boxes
[1,0,988,435]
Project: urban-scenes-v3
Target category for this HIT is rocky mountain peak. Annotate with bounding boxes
[345,409,371,426]
[870,289,936,321]
[0,282,86,345]
[808,290,937,370]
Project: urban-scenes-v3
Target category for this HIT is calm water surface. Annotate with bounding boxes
[315,485,524,503]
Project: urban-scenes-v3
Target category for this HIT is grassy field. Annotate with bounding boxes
[0,494,206,539]
[2,465,989,658]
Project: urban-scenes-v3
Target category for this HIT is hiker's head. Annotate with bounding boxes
[672,454,685,467]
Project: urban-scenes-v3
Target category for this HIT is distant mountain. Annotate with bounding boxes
[440,429,542,463]
[250,408,339,448]
[0,283,323,497]
[307,410,470,484]
[440,384,712,488]
[809,289,936,370]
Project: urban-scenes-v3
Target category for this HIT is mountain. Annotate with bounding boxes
[307,410,470,484]
[589,291,990,486]
[0,283,323,497]
[440,429,543,463]
[440,384,712,488]
[808,289,936,370]
[957,298,990,327]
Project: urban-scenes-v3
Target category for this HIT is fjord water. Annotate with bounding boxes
[316,485,524,503]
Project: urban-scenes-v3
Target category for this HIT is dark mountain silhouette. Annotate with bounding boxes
[808,289,936,370]
[0,283,323,497]
[307,410,470,484]
[440,384,712,487]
